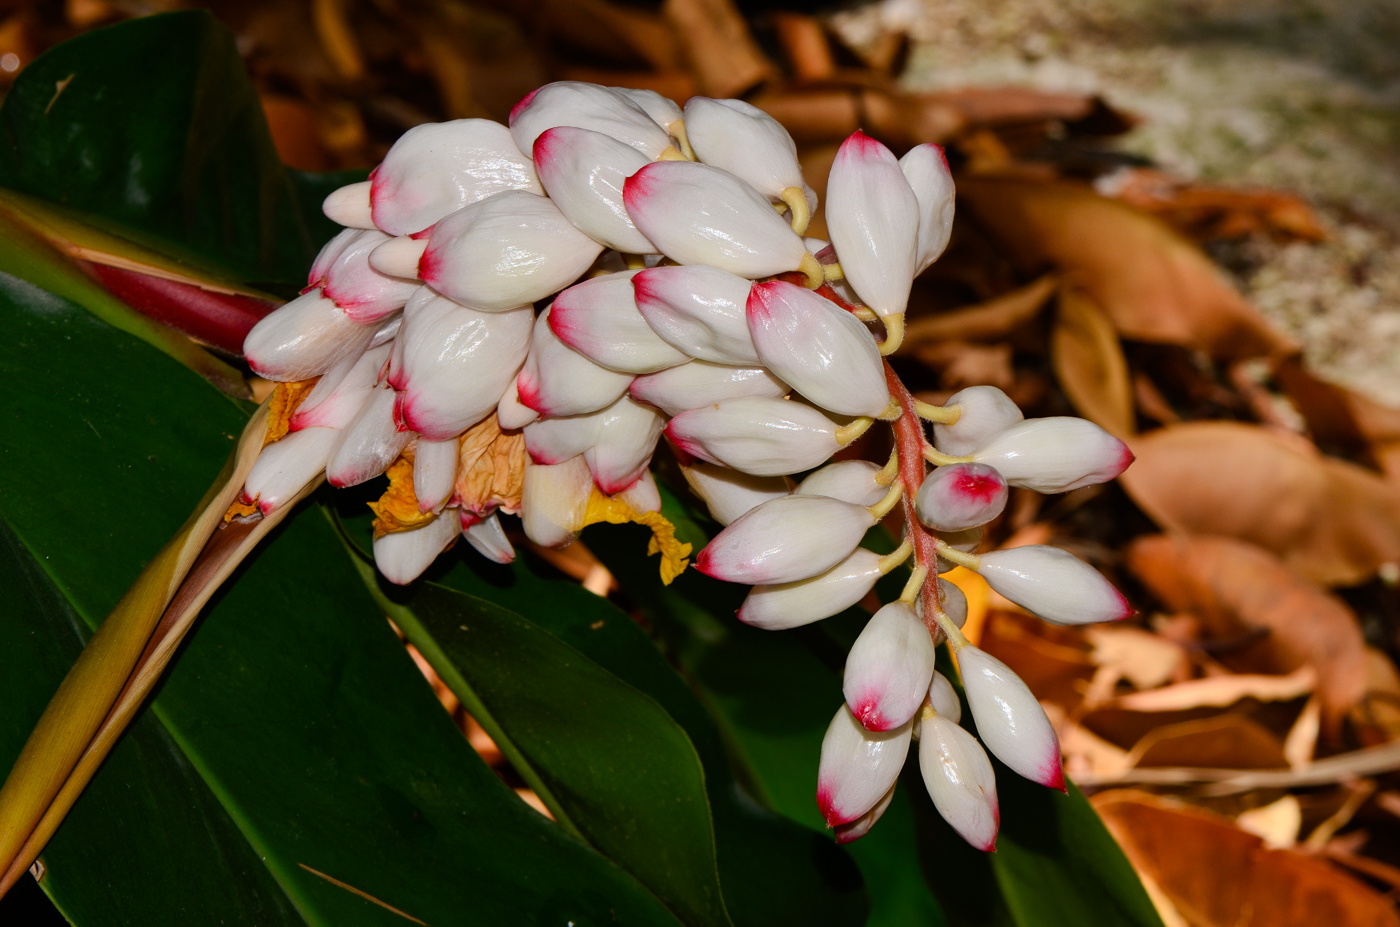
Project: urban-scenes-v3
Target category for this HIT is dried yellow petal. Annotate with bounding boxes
[264,378,318,447]
[582,489,692,585]
[368,446,435,538]
[456,415,525,519]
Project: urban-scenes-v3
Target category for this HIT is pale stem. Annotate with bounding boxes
[878,537,914,573]
[780,187,811,236]
[914,400,961,425]
[868,479,904,519]
[834,416,873,446]
[874,448,899,486]
[923,446,974,467]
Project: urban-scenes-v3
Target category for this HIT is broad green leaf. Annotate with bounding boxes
[0,11,339,292]
[0,517,302,925]
[0,275,685,925]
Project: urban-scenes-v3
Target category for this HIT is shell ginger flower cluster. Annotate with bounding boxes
[234,80,1136,850]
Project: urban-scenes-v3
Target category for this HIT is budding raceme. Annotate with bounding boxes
[630,361,787,416]
[665,397,842,476]
[844,601,937,731]
[975,545,1134,626]
[956,645,1065,791]
[825,131,919,322]
[632,265,760,365]
[695,494,875,584]
[915,463,1008,532]
[971,417,1134,493]
[817,705,913,828]
[549,270,691,373]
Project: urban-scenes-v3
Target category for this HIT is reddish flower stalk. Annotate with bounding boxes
[884,361,945,633]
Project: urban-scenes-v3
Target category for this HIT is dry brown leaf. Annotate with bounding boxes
[771,12,835,83]
[1126,715,1289,770]
[901,274,1055,348]
[540,0,682,72]
[1113,667,1315,713]
[1052,286,1135,436]
[1094,790,1400,927]
[1084,625,1188,690]
[1125,534,1366,729]
[1122,422,1400,585]
[956,177,1296,360]
[1236,796,1302,849]
[1107,167,1327,242]
[662,0,774,98]
[1351,647,1400,745]
[1275,357,1400,481]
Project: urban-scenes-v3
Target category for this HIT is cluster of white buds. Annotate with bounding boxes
[235,80,1135,848]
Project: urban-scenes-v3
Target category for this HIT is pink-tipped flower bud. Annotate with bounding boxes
[679,462,790,526]
[613,88,682,132]
[326,386,413,488]
[817,705,912,828]
[369,119,541,237]
[395,301,533,440]
[624,161,809,278]
[549,271,690,374]
[683,97,808,204]
[241,427,339,515]
[975,545,1133,626]
[933,385,1024,456]
[520,455,593,548]
[243,289,376,381]
[509,81,674,162]
[796,460,887,507]
[630,361,787,416]
[419,191,603,311]
[695,495,875,585]
[665,397,841,476]
[583,396,665,494]
[517,307,632,418]
[414,435,460,513]
[320,229,419,323]
[612,469,662,515]
[844,601,937,731]
[825,131,919,321]
[524,410,599,466]
[918,714,999,851]
[899,144,955,274]
[832,783,896,845]
[938,578,969,629]
[290,343,390,431]
[971,418,1134,493]
[366,235,427,280]
[633,265,759,365]
[533,126,655,254]
[926,671,961,722]
[957,645,1065,790]
[462,512,516,565]
[738,549,883,630]
[497,376,540,429]
[915,463,1008,532]
[322,180,375,229]
[747,281,890,417]
[373,513,460,585]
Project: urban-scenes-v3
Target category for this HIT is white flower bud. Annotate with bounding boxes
[665,397,841,476]
[844,601,936,731]
[817,705,912,827]
[396,300,533,440]
[926,671,961,722]
[918,715,999,851]
[241,427,338,514]
[696,495,875,584]
[243,289,375,381]
[899,144,955,274]
[414,435,461,514]
[461,512,515,565]
[975,545,1133,626]
[957,645,1064,790]
[633,265,759,365]
[680,462,790,526]
[612,88,682,131]
[509,81,674,161]
[322,180,375,229]
[971,418,1134,493]
[624,161,809,278]
[938,578,969,630]
[550,270,690,374]
[373,513,460,585]
[366,235,427,280]
[796,460,887,507]
[516,307,632,417]
[369,313,401,349]
[320,229,419,323]
[583,396,665,494]
[533,126,655,254]
[934,385,1024,456]
[683,97,807,202]
[370,119,541,237]
[525,411,599,466]
[290,343,390,431]
[738,549,883,630]
[747,281,890,417]
[326,386,413,488]
[420,191,603,312]
[497,375,540,429]
[825,131,919,321]
[612,469,661,514]
[832,783,895,845]
[915,463,1008,532]
[520,455,593,548]
[630,361,786,416]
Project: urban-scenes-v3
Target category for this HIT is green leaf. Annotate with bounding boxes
[0,274,686,925]
[0,11,337,292]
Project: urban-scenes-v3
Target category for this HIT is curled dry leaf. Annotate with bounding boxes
[1125,534,1366,731]
[1051,285,1135,437]
[1093,790,1400,927]
[1275,357,1400,481]
[1113,666,1316,713]
[1125,715,1288,771]
[900,274,1056,349]
[955,178,1297,360]
[1084,625,1188,691]
[1122,423,1400,585]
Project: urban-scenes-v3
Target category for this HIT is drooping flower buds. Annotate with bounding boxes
[318,229,418,323]
[533,126,655,254]
[509,81,674,161]
[817,705,913,828]
[680,462,789,526]
[665,397,843,476]
[549,271,690,374]
[843,601,937,731]
[516,306,633,417]
[915,463,1009,532]
[241,427,339,514]
[975,545,1133,626]
[738,549,884,630]
[683,97,810,211]
[244,290,375,381]
[696,494,875,585]
[796,460,888,507]
[373,513,461,586]
[918,712,999,851]
[899,144,955,274]
[933,385,1024,456]
[957,645,1065,791]
[825,131,919,323]
[630,361,787,416]
[326,385,412,488]
[633,265,760,365]
[971,418,1133,493]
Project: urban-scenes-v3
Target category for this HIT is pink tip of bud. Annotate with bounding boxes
[1045,761,1068,793]
[954,468,1004,503]
[408,226,434,241]
[621,163,656,213]
[392,391,413,433]
[817,782,853,827]
[1115,443,1136,476]
[515,373,547,414]
[663,422,703,461]
[853,697,895,732]
[693,546,717,578]
[508,87,540,125]
[239,490,255,505]
[532,127,560,169]
[417,246,441,286]
[257,498,276,515]
[840,129,885,158]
